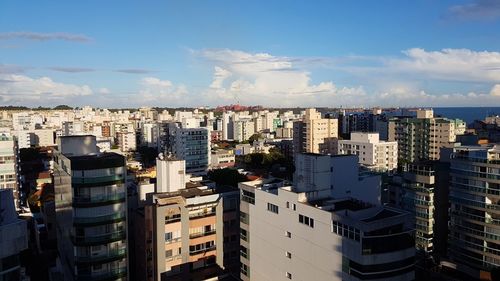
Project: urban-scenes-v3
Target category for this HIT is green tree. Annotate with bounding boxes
[208,168,247,187]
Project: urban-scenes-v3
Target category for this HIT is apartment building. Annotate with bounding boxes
[53,135,128,281]
[210,150,236,169]
[293,108,338,154]
[240,176,415,281]
[334,132,398,172]
[233,119,255,142]
[0,189,28,281]
[388,163,437,255]
[448,145,500,279]
[117,131,137,152]
[161,123,210,176]
[388,109,465,163]
[0,133,18,207]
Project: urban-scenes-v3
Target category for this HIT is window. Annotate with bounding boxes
[285,231,292,238]
[93,264,102,271]
[286,272,292,279]
[285,251,292,259]
[267,203,279,214]
[165,249,173,258]
[286,201,290,208]
[165,232,173,241]
[293,204,296,211]
[241,228,248,241]
[299,214,314,228]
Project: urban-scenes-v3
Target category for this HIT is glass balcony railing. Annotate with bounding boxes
[77,267,127,281]
[73,193,125,205]
[71,175,124,184]
[189,229,216,239]
[73,212,126,225]
[75,248,127,263]
[72,231,126,245]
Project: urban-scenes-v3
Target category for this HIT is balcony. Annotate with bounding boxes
[77,267,127,281]
[72,231,126,245]
[71,175,124,185]
[189,211,216,220]
[75,248,127,264]
[189,246,216,256]
[189,230,216,239]
[73,212,126,226]
[73,193,126,207]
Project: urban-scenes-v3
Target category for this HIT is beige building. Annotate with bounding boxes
[335,132,398,172]
[136,183,240,281]
[293,108,338,154]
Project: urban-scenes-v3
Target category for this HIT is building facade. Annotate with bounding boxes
[388,109,465,164]
[53,136,128,281]
[293,108,338,154]
[448,145,500,278]
[239,177,415,281]
[335,132,398,172]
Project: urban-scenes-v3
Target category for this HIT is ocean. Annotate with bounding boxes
[433,107,500,124]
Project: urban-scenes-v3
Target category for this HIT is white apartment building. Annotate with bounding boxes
[117,131,137,152]
[15,128,55,148]
[233,119,255,142]
[336,132,398,172]
[0,134,18,207]
[240,176,415,280]
[141,123,158,148]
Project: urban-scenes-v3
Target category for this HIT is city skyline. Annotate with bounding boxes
[1,1,500,107]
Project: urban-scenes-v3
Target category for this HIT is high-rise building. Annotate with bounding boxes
[233,119,255,142]
[388,109,465,164]
[160,123,210,176]
[240,172,415,281]
[293,108,338,154]
[448,145,500,278]
[0,133,18,207]
[0,189,28,281]
[388,163,437,255]
[53,135,128,281]
[333,132,398,172]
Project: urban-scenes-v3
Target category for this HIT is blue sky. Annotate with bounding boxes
[1,0,500,107]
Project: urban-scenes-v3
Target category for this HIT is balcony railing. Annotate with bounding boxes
[189,246,216,256]
[72,231,126,245]
[189,211,216,220]
[75,248,127,263]
[73,212,126,226]
[189,230,216,239]
[73,193,125,205]
[77,267,127,281]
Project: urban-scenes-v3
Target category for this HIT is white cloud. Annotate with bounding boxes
[491,84,500,96]
[98,87,110,94]
[0,74,92,104]
[385,48,500,83]
[198,49,365,107]
[138,77,187,106]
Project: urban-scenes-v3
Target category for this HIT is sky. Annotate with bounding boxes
[1,0,500,108]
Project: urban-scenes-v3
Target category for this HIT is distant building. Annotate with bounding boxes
[388,109,465,163]
[160,123,210,176]
[210,150,236,169]
[334,132,398,172]
[53,135,128,281]
[0,133,19,207]
[293,108,338,154]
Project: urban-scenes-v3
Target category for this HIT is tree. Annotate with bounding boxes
[248,133,263,144]
[53,105,73,110]
[208,168,247,187]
